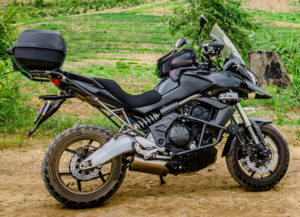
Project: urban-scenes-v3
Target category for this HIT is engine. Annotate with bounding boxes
[165,103,213,151]
[148,102,219,173]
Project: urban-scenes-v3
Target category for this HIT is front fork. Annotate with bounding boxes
[233,102,260,145]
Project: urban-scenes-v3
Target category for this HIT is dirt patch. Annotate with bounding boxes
[271,21,300,27]
[244,0,297,12]
[0,142,299,217]
[140,3,174,16]
[64,52,162,69]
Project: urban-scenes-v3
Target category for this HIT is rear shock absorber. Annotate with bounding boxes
[134,113,160,130]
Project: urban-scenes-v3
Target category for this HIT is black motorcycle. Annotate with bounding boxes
[8,15,289,208]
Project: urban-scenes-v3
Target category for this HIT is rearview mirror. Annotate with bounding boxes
[200,15,207,28]
[175,38,186,48]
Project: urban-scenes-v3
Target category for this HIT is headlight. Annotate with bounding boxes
[247,70,257,86]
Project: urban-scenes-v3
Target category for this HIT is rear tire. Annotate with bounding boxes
[42,125,127,208]
[226,124,289,191]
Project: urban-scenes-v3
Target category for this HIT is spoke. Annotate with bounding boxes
[65,149,76,154]
[102,172,111,177]
[87,140,93,146]
[250,171,256,177]
[59,172,72,176]
[77,180,82,191]
[98,171,106,183]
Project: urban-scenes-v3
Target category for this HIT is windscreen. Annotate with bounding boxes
[210,23,244,65]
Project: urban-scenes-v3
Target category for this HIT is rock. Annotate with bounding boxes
[248,51,291,88]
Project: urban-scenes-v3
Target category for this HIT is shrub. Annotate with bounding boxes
[0,6,17,58]
[0,7,31,132]
[34,0,44,8]
[168,0,258,58]
[0,61,32,132]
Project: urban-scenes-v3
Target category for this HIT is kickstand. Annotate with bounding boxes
[159,175,165,185]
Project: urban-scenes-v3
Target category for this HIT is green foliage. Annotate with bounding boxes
[0,61,32,132]
[248,11,300,123]
[0,6,17,59]
[8,0,147,21]
[116,61,130,70]
[0,8,32,133]
[34,0,44,8]
[168,0,258,58]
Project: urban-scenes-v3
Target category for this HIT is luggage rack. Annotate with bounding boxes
[20,69,61,82]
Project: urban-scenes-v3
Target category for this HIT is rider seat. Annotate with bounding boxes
[93,78,161,109]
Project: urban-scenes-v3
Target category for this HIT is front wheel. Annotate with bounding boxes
[226,124,289,191]
[42,125,127,208]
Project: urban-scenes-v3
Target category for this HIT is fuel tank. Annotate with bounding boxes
[133,70,211,114]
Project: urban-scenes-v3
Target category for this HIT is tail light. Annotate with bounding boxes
[52,78,60,87]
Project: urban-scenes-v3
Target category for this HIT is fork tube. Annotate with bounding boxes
[232,114,239,125]
[235,102,259,144]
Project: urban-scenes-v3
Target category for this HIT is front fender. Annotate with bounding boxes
[221,118,272,157]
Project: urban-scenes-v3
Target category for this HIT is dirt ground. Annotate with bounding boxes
[0,139,299,217]
[244,0,298,12]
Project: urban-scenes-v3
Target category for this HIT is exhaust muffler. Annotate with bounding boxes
[130,155,169,176]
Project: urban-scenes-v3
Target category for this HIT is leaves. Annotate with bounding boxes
[168,0,258,59]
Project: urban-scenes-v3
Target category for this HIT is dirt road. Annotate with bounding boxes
[0,141,299,217]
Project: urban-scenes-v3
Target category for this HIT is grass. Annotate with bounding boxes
[21,12,173,67]
[1,1,299,138]
[0,134,24,149]
[7,0,150,21]
[242,10,300,123]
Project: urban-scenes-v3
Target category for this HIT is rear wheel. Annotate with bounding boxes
[226,124,289,191]
[42,125,127,208]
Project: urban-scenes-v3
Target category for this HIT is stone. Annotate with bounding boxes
[248,51,291,88]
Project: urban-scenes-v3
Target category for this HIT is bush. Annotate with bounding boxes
[0,7,31,132]
[168,0,258,58]
[0,6,17,59]
[34,0,44,8]
[0,61,32,132]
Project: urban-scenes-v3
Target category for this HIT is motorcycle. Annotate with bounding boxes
[7,15,289,208]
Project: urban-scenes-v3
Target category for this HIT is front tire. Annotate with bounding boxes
[226,124,289,191]
[42,125,127,208]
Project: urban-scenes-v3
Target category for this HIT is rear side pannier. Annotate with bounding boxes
[9,29,66,71]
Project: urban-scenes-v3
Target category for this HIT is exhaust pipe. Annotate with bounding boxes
[130,155,169,176]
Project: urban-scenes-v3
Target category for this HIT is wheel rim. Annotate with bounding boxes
[237,131,280,180]
[53,135,119,196]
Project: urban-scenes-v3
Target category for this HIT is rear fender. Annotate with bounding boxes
[221,118,272,157]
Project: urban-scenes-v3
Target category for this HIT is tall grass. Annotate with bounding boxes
[0,7,33,133]
[0,6,16,58]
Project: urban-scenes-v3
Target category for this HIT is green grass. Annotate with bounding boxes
[21,12,174,68]
[2,2,299,137]
[241,9,300,123]
[250,10,300,24]
[8,0,150,21]
[0,134,24,149]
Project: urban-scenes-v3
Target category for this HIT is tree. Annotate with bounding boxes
[168,0,258,59]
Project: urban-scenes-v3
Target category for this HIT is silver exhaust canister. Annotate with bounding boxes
[130,155,169,176]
